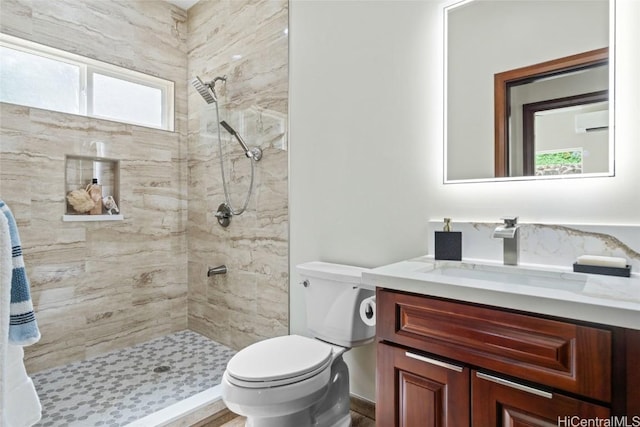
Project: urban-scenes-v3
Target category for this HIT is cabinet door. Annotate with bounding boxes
[377,343,470,427]
[472,370,610,426]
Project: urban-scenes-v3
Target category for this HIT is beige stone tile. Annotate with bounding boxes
[31,286,76,315]
[0,103,31,132]
[23,311,87,372]
[33,0,136,67]
[0,0,33,39]
[24,340,86,374]
[30,260,86,289]
[0,167,33,227]
[188,299,232,347]
[256,278,288,326]
[84,320,175,359]
[186,0,288,356]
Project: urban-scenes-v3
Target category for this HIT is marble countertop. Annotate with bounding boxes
[363,256,640,330]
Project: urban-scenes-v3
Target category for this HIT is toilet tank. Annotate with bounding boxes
[297,262,375,348]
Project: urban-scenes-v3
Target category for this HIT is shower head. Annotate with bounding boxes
[191,76,219,104]
[191,75,227,104]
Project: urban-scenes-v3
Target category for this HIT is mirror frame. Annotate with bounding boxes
[494,47,609,177]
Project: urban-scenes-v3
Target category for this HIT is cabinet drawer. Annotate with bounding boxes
[472,370,610,424]
[377,289,612,402]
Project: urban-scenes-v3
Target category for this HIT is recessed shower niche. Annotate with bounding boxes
[63,155,122,221]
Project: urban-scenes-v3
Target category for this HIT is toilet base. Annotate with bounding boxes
[244,412,350,427]
[244,410,312,427]
[229,354,352,427]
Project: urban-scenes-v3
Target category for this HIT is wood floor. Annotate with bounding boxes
[193,396,376,427]
[217,411,375,427]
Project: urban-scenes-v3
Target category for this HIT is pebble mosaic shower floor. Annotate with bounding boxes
[32,330,236,427]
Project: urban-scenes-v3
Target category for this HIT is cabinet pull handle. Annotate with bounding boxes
[476,372,552,399]
[405,352,463,372]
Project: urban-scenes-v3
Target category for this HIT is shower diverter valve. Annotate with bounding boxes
[215,203,232,227]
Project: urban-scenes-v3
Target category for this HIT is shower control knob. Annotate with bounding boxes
[215,203,232,228]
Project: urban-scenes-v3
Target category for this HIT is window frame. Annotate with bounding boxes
[0,33,175,131]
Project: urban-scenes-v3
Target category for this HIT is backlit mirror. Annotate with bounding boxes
[445,0,613,183]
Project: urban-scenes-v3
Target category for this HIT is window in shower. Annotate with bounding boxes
[0,46,81,114]
[91,72,164,129]
[0,33,174,131]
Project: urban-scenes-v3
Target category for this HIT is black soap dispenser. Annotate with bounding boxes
[434,218,462,261]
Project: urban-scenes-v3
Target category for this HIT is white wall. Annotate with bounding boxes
[289,0,437,401]
[289,0,640,403]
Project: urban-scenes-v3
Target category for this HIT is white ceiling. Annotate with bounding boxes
[166,0,200,10]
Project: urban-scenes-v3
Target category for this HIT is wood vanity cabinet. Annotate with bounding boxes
[377,343,470,426]
[375,288,640,426]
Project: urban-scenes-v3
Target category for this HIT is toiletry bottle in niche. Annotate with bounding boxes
[435,218,462,261]
[88,178,103,215]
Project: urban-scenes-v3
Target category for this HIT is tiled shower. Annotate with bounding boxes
[186,0,289,351]
[0,0,288,380]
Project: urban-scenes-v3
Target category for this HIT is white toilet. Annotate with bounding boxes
[221,261,375,427]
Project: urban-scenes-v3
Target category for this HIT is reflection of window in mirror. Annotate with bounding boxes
[444,0,612,183]
[522,91,608,176]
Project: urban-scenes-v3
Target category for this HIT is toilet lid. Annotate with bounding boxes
[226,335,333,385]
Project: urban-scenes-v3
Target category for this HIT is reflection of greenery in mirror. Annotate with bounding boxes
[445,0,611,183]
[535,149,583,176]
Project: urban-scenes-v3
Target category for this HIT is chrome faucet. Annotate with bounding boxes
[493,217,519,265]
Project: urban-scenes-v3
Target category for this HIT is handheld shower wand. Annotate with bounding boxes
[220,121,250,155]
[190,75,260,226]
[220,120,262,161]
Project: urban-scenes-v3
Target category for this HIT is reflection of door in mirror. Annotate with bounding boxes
[495,48,609,177]
[522,92,608,176]
[444,0,611,183]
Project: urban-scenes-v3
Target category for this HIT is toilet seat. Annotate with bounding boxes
[226,335,334,388]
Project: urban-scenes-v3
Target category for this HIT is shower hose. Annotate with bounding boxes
[214,99,255,216]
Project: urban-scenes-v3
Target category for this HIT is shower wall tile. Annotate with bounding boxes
[1,0,288,372]
[186,0,289,350]
[0,0,33,40]
[0,0,188,373]
[189,299,232,346]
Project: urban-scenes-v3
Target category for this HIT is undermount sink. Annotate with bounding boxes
[422,262,587,292]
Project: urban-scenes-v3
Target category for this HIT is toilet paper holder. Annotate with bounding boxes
[363,303,374,320]
[359,296,376,327]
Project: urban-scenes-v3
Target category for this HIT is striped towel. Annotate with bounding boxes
[0,200,40,346]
